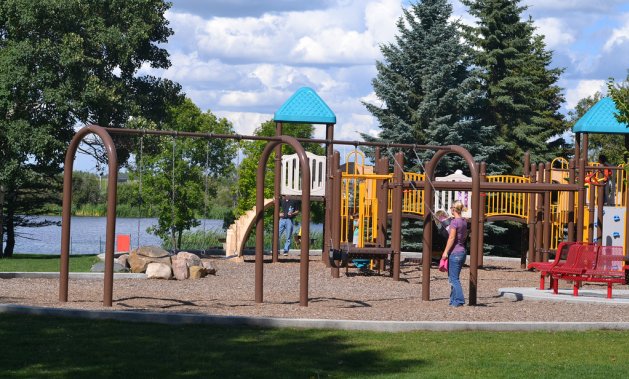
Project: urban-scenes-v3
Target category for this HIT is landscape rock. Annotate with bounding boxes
[128,246,171,273]
[116,254,129,268]
[171,255,189,280]
[145,262,172,279]
[189,266,208,279]
[202,260,217,275]
[175,251,202,267]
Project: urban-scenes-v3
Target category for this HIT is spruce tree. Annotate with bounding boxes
[462,0,567,172]
[363,0,502,175]
[363,0,503,251]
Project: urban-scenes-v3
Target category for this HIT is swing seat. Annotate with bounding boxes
[352,259,370,269]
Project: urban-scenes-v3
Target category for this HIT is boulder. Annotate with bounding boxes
[145,262,172,279]
[202,260,217,275]
[171,255,189,280]
[116,254,129,268]
[189,266,208,279]
[176,251,202,267]
[128,246,171,273]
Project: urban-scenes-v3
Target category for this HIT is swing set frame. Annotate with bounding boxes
[60,124,585,308]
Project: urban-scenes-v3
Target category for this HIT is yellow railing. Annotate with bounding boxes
[484,175,529,219]
[339,164,626,250]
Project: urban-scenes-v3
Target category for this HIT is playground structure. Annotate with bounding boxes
[58,88,629,309]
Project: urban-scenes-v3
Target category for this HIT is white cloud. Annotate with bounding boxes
[603,14,629,52]
[564,80,607,109]
[214,111,272,135]
[534,18,575,48]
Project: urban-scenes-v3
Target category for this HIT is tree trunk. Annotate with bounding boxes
[4,205,15,258]
[0,184,4,258]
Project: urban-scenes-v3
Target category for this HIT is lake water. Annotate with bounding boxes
[10,216,224,255]
[9,216,322,255]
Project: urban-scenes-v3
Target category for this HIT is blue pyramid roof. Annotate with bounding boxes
[573,97,628,134]
[274,87,336,124]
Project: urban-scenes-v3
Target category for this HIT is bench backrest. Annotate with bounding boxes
[594,246,625,274]
[554,241,576,263]
[578,244,599,271]
[562,244,585,269]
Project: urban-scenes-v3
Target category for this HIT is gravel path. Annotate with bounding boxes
[1,256,628,322]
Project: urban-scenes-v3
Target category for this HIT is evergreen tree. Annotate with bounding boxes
[363,0,502,175]
[363,0,504,251]
[462,0,567,172]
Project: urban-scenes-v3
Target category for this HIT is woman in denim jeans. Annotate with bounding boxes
[441,200,467,307]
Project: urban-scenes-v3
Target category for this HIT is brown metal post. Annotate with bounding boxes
[588,171,596,243]
[255,136,310,306]
[535,163,544,262]
[567,159,575,242]
[574,133,581,170]
[596,184,604,246]
[582,133,589,162]
[323,122,335,266]
[375,150,387,272]
[421,158,433,301]
[272,122,282,263]
[528,163,537,264]
[391,152,403,281]
[331,152,341,278]
[479,162,486,268]
[576,158,586,242]
[60,125,118,306]
[543,162,551,262]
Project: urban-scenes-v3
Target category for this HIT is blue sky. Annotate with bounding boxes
[76,0,629,171]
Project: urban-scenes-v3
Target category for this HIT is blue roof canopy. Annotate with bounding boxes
[573,97,628,134]
[274,87,336,124]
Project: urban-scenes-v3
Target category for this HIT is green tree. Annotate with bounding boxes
[0,0,181,257]
[607,72,629,161]
[138,99,236,249]
[567,92,625,164]
[462,0,568,172]
[608,72,629,125]
[235,121,324,220]
[363,0,502,175]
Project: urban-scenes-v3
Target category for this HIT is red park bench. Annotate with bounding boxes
[548,244,629,299]
[527,241,588,290]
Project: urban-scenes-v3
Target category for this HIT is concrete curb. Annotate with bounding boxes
[2,303,629,332]
[500,287,629,305]
[0,272,146,279]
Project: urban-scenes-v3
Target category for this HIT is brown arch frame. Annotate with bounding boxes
[422,146,481,305]
[59,125,119,306]
[255,136,311,306]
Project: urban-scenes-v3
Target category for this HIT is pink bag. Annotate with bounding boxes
[438,257,448,272]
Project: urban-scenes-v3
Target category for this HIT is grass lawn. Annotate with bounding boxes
[0,313,627,378]
[0,254,99,272]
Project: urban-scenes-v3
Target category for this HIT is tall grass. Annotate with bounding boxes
[161,229,226,251]
[158,228,323,251]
